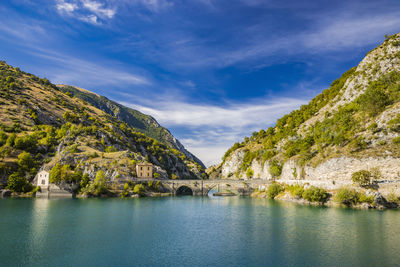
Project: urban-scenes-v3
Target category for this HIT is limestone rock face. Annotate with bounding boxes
[221,150,245,178]
[250,160,272,180]
[211,34,400,188]
[281,159,302,180]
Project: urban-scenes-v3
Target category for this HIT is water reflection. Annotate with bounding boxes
[1,197,400,266]
[28,199,50,264]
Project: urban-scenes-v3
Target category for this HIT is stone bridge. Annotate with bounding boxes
[136,179,271,196]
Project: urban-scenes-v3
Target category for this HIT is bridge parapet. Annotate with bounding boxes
[156,179,271,196]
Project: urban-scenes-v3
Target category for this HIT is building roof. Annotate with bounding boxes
[136,162,153,166]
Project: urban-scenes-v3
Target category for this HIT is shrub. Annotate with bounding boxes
[153,173,160,179]
[6,172,33,193]
[6,133,16,146]
[352,170,373,187]
[82,170,109,196]
[359,86,390,116]
[246,168,254,178]
[334,187,360,206]
[105,146,118,153]
[0,131,7,146]
[359,193,374,204]
[269,160,282,179]
[68,144,80,153]
[80,173,90,189]
[287,184,304,199]
[302,186,329,203]
[393,136,400,145]
[121,183,130,198]
[133,184,146,196]
[367,122,378,131]
[267,183,284,199]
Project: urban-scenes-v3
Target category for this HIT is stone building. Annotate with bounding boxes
[37,170,50,187]
[136,163,153,179]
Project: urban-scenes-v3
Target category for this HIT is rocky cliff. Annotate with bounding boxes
[209,33,400,187]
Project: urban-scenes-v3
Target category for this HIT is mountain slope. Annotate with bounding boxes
[57,84,204,168]
[0,61,206,189]
[209,33,400,184]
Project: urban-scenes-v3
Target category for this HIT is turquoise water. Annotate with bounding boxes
[1,196,400,267]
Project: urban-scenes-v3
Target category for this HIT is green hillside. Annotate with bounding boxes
[210,33,400,180]
[58,84,204,168]
[0,61,206,195]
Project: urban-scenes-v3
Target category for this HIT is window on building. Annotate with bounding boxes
[41,180,45,185]
[140,167,143,171]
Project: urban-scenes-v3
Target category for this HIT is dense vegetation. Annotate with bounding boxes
[0,61,206,194]
[59,85,204,168]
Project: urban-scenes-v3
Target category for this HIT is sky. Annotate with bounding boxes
[0,0,400,166]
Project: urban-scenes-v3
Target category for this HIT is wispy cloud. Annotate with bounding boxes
[28,49,151,87]
[119,95,307,166]
[0,20,46,41]
[55,0,116,25]
[56,1,78,13]
[116,8,400,70]
[82,0,116,18]
[132,0,173,12]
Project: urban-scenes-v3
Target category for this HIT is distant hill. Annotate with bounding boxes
[209,33,400,184]
[0,61,206,189]
[58,84,204,168]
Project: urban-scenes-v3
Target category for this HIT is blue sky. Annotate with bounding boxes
[1,0,400,166]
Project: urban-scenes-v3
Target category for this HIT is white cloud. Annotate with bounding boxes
[79,14,99,24]
[82,0,116,18]
[122,98,304,128]
[56,1,78,13]
[55,0,116,25]
[119,96,307,166]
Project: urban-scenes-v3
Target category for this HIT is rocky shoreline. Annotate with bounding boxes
[251,184,400,210]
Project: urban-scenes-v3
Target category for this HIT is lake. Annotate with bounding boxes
[1,196,399,266]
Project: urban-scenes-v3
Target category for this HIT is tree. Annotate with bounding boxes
[360,87,390,116]
[0,145,12,160]
[352,170,373,187]
[95,170,106,184]
[133,184,145,196]
[6,133,16,147]
[269,160,282,180]
[80,173,90,189]
[0,131,7,146]
[50,163,62,183]
[7,172,32,192]
[267,183,284,199]
[18,152,35,172]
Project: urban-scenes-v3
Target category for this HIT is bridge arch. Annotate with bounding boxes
[176,186,193,196]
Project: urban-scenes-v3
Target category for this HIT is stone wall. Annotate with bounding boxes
[221,150,400,184]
